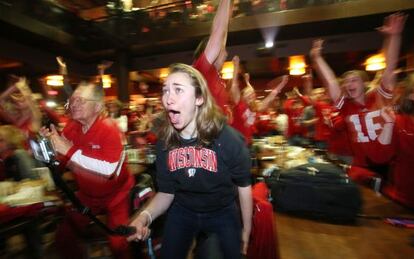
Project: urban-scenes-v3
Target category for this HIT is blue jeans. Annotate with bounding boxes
[160,202,242,259]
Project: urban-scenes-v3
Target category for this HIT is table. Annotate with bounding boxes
[0,195,62,232]
[0,196,62,258]
[275,186,414,259]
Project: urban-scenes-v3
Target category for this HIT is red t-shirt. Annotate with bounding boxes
[193,53,229,112]
[231,100,256,144]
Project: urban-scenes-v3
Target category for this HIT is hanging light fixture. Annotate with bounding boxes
[159,68,170,80]
[365,53,386,71]
[221,61,234,79]
[102,75,112,88]
[289,55,306,76]
[46,75,64,86]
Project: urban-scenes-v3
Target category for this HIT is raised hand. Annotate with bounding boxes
[97,61,113,75]
[377,12,407,35]
[14,77,31,95]
[273,75,289,94]
[56,56,67,75]
[243,73,250,83]
[232,55,240,70]
[310,39,324,58]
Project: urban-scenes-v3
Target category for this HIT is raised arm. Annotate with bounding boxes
[56,56,73,97]
[14,78,42,132]
[258,75,288,112]
[204,0,232,64]
[302,73,313,97]
[378,13,407,91]
[230,55,241,104]
[0,82,20,124]
[310,39,341,103]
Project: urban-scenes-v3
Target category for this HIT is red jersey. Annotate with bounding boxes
[193,52,229,112]
[334,84,393,167]
[327,113,353,156]
[62,117,134,208]
[370,114,414,208]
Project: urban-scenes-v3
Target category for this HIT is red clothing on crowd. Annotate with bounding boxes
[327,112,353,157]
[283,97,308,138]
[334,84,393,168]
[255,111,275,137]
[231,100,257,144]
[369,114,414,208]
[312,101,332,142]
[247,182,279,259]
[57,117,134,259]
[193,53,230,113]
[193,52,253,143]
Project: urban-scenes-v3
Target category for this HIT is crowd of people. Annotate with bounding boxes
[0,0,412,258]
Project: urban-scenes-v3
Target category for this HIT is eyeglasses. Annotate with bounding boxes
[67,97,98,107]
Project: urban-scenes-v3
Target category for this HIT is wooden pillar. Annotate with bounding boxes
[116,50,130,102]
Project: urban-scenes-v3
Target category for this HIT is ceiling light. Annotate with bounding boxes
[159,68,170,79]
[46,75,64,86]
[289,55,306,76]
[102,75,112,88]
[365,53,385,71]
[221,61,234,79]
[265,41,274,48]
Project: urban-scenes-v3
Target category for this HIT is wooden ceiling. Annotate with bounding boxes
[0,0,413,83]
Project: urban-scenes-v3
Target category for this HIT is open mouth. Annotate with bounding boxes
[347,88,357,96]
[168,109,180,124]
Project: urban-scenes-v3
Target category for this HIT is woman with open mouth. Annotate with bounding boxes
[128,63,253,259]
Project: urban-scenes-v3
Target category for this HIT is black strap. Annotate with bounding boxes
[48,160,135,236]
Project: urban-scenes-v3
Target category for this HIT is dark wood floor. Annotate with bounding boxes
[3,186,414,259]
[275,187,414,259]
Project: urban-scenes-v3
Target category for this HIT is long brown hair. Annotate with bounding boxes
[158,63,226,149]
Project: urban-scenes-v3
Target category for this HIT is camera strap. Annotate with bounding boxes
[48,161,135,236]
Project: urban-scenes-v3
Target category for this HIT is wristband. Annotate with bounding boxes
[140,210,152,226]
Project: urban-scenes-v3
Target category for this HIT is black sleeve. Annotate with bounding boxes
[220,126,252,187]
[155,141,175,194]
